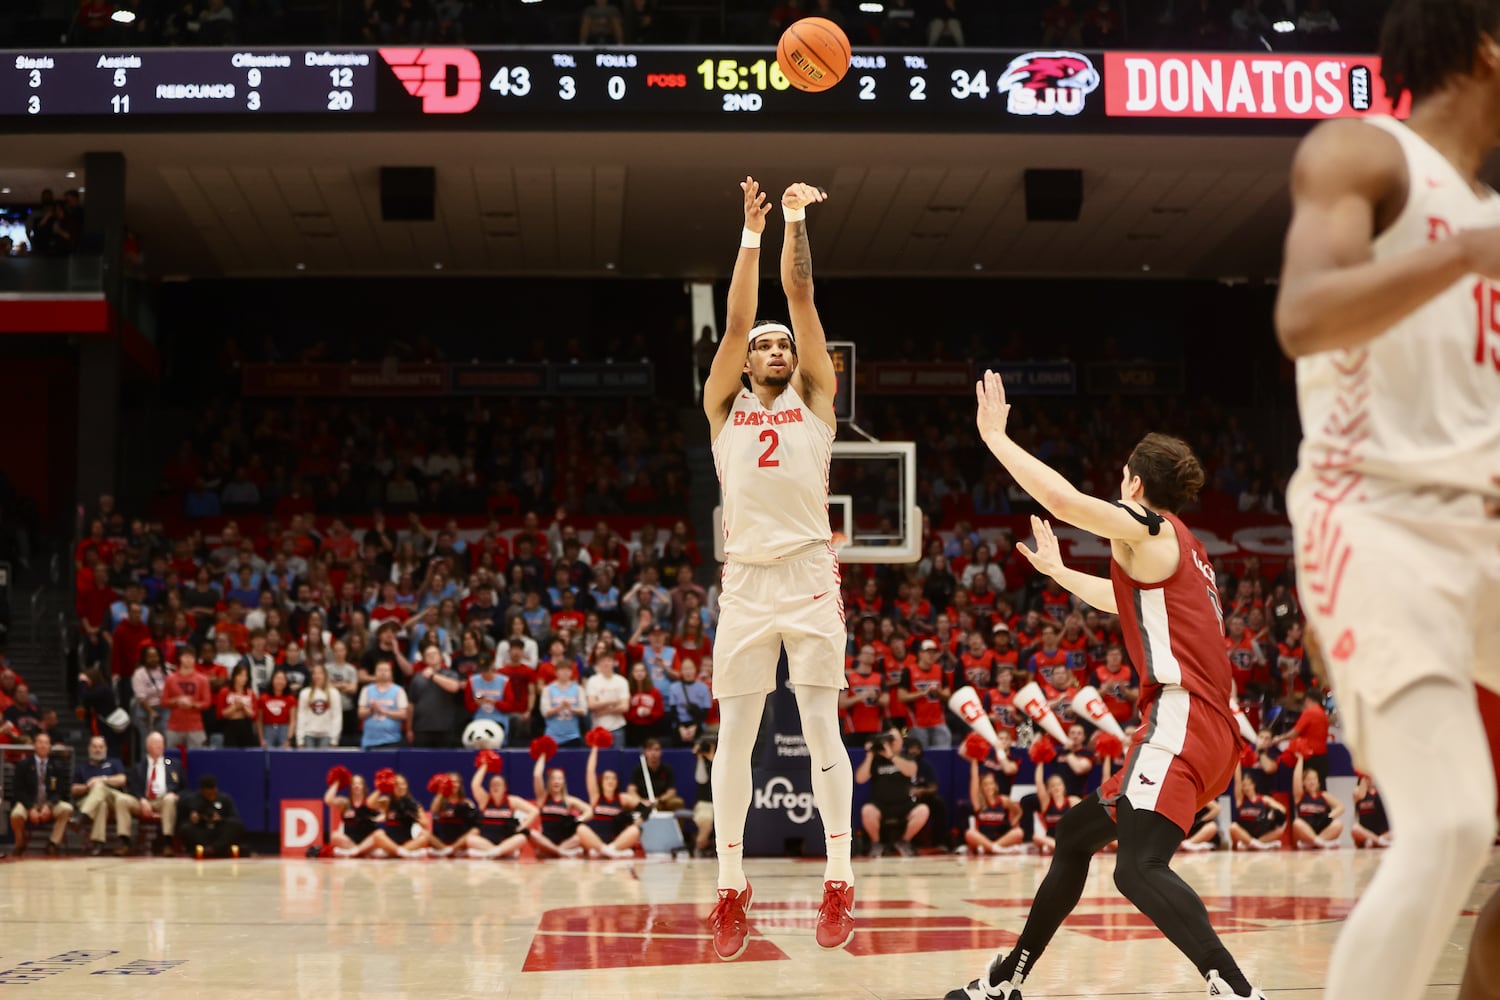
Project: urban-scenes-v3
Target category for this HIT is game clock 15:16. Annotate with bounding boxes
[697,58,792,92]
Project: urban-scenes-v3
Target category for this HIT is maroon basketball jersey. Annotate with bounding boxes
[1109,511,1236,735]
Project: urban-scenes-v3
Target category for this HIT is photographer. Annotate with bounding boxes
[179,775,246,859]
[692,736,716,858]
[854,727,928,858]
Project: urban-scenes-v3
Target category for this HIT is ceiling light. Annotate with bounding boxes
[1272,20,1294,32]
[65,171,76,179]
[858,2,884,11]
[1,188,9,195]
[1141,264,1152,272]
[295,263,306,271]
[77,186,85,192]
[111,9,136,22]
[604,262,616,270]
[971,263,983,271]
[432,262,444,270]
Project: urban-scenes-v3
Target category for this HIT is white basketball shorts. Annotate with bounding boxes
[712,544,848,699]
[1287,470,1500,763]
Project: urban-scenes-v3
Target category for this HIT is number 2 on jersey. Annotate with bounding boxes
[757,428,780,468]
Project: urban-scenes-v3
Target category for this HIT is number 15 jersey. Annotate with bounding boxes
[712,383,834,565]
[1294,116,1500,495]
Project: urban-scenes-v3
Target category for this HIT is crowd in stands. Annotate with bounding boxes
[156,397,690,520]
[1,0,1381,51]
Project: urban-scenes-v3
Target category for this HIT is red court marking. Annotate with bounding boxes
[524,933,788,972]
[538,903,748,936]
[751,899,933,910]
[844,928,1018,958]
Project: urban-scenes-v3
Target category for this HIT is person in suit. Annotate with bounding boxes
[8,732,74,856]
[126,731,184,856]
[71,734,136,856]
[178,775,245,859]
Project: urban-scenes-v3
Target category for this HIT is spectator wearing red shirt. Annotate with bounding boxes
[321,519,360,563]
[258,670,298,748]
[840,646,886,746]
[989,623,1021,671]
[1036,577,1072,623]
[493,638,537,746]
[882,636,916,730]
[625,660,665,747]
[110,602,153,680]
[1288,689,1330,783]
[1041,663,1082,727]
[1093,644,1139,722]
[986,668,1025,735]
[892,581,933,630]
[550,589,587,636]
[931,614,961,658]
[163,650,212,750]
[1014,609,1044,659]
[851,578,884,620]
[959,632,999,690]
[1224,614,1268,694]
[75,520,115,572]
[1027,623,1072,685]
[902,640,952,748]
[215,665,259,748]
[1275,621,1308,701]
[369,582,412,627]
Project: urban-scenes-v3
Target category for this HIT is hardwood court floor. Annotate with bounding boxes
[1,847,1494,999]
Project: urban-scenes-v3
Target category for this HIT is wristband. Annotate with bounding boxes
[740,227,762,249]
[783,206,806,222]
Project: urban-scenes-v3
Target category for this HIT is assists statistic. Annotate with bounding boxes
[4,50,374,116]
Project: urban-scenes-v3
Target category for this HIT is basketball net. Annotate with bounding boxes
[831,530,849,553]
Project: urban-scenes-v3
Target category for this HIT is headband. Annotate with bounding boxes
[749,323,796,351]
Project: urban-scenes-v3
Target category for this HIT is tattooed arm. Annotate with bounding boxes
[780,182,837,427]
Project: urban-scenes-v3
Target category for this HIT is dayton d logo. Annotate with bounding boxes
[380,47,482,114]
[998,50,1100,116]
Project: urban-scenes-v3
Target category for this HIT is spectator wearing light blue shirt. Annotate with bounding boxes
[358,662,410,749]
[541,662,586,748]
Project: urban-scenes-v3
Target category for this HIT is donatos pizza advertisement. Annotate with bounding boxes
[1103,52,1409,120]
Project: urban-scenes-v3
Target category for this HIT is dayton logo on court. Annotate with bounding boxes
[379,47,482,114]
[998,51,1100,116]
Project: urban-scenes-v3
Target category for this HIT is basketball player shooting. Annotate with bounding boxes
[946,372,1266,1000]
[701,177,855,961]
[1275,2,1500,996]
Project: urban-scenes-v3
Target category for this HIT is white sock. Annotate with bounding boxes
[333,846,357,858]
[712,692,767,893]
[794,685,856,886]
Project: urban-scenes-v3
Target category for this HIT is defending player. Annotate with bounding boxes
[945,414,1266,1000]
[702,177,854,960]
[1275,1,1500,994]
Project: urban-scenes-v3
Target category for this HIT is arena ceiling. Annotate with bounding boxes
[6,130,1306,281]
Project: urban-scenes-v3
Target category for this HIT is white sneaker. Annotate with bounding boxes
[396,847,426,859]
[1206,970,1267,999]
[1252,840,1281,851]
[558,847,583,859]
[1181,841,1213,853]
[944,956,1021,1000]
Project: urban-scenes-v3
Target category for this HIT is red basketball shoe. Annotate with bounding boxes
[711,882,754,961]
[815,880,855,950]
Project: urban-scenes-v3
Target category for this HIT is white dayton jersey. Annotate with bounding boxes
[1293,115,1500,494]
[712,382,834,565]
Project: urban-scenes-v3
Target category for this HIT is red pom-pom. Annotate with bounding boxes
[959,732,992,762]
[325,765,352,790]
[427,773,454,796]
[1028,735,1058,764]
[585,727,615,750]
[529,735,558,761]
[1240,743,1259,768]
[373,768,397,796]
[1278,738,1312,767]
[475,749,503,772]
[1094,734,1124,760]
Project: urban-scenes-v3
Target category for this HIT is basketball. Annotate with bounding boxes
[462,719,506,750]
[776,17,851,93]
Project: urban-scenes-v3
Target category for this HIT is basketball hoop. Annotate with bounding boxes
[831,531,849,553]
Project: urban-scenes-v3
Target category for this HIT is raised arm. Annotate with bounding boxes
[969,758,983,813]
[471,765,490,809]
[532,753,548,802]
[585,744,601,802]
[974,371,1161,543]
[1016,515,1118,614]
[1275,118,1500,358]
[703,177,772,431]
[1292,754,1306,805]
[780,182,837,424]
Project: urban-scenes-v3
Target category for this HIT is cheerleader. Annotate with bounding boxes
[1350,773,1392,849]
[463,763,537,860]
[1179,800,1222,852]
[324,774,384,857]
[1292,752,1344,849]
[529,753,592,858]
[367,773,430,859]
[964,758,1024,855]
[1034,773,1079,855]
[422,772,478,857]
[1228,769,1287,851]
[576,743,643,859]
